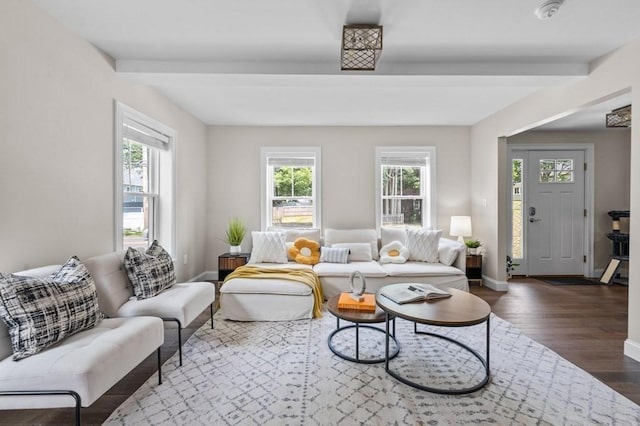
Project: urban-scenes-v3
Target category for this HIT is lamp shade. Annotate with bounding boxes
[450,216,472,243]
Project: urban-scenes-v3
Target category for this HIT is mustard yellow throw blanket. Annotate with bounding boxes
[223,266,324,318]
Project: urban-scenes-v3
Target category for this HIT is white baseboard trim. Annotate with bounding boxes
[481,275,509,292]
[189,271,218,282]
[624,338,640,362]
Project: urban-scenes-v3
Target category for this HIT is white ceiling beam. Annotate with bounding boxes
[116,59,587,77]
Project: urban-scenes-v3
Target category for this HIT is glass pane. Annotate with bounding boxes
[271,199,313,228]
[557,159,573,171]
[382,166,422,197]
[557,171,574,182]
[123,195,151,249]
[292,167,312,197]
[382,166,402,196]
[539,170,555,183]
[539,160,555,171]
[123,139,151,193]
[273,167,292,197]
[401,167,421,196]
[382,198,422,226]
[511,159,523,259]
[273,166,313,198]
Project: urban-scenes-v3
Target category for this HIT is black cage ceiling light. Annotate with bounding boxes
[606,105,632,128]
[341,24,383,71]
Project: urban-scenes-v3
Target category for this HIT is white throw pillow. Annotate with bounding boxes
[269,228,321,244]
[249,231,287,264]
[379,241,410,264]
[406,228,442,263]
[319,247,349,264]
[438,238,461,266]
[324,229,379,260]
[332,243,373,262]
[380,227,407,247]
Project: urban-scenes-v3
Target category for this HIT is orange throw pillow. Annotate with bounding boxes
[287,238,321,265]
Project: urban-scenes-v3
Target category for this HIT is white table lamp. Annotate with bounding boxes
[450,216,472,243]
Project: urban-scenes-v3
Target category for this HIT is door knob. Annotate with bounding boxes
[529,217,541,223]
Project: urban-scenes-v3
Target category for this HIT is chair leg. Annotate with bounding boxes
[0,390,81,426]
[161,318,183,366]
[177,325,183,366]
[157,347,162,385]
[210,303,214,329]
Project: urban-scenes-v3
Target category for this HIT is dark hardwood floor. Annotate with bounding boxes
[2,279,639,425]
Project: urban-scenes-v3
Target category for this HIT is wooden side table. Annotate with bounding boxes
[466,254,483,285]
[218,253,250,282]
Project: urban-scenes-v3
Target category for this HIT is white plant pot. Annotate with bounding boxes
[468,247,478,255]
[229,245,242,254]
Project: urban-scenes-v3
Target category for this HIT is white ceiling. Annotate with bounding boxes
[32,0,640,127]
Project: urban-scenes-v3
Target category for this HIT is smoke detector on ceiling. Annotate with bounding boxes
[535,0,565,20]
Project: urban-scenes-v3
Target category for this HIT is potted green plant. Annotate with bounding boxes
[465,239,481,255]
[225,217,246,254]
[506,255,520,279]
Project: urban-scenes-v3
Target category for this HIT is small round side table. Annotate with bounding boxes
[326,294,399,364]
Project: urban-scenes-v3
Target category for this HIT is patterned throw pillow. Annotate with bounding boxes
[248,231,288,264]
[319,247,350,264]
[406,228,442,263]
[124,240,176,300]
[0,256,102,361]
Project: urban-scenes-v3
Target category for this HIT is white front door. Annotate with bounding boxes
[527,150,585,275]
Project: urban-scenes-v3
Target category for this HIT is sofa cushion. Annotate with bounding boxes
[406,228,442,262]
[278,228,321,243]
[438,238,462,266]
[381,261,465,277]
[332,243,373,262]
[381,227,407,247]
[249,231,288,264]
[220,278,312,296]
[116,282,215,327]
[0,316,163,409]
[313,261,387,278]
[319,247,349,264]
[324,229,379,260]
[83,252,134,318]
[124,241,175,300]
[0,257,102,360]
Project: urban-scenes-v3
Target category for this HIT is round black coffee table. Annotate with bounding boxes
[376,285,491,394]
[326,294,399,364]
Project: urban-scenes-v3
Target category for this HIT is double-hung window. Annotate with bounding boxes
[115,102,175,254]
[375,147,436,230]
[261,147,321,230]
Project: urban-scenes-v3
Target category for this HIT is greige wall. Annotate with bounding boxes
[206,126,471,271]
[471,38,640,360]
[0,0,208,281]
[507,130,631,273]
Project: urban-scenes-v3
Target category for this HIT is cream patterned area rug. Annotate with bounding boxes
[105,310,639,425]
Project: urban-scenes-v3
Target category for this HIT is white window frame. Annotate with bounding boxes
[260,147,322,231]
[375,146,436,231]
[115,101,176,256]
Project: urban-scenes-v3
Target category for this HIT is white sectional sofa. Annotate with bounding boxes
[221,228,468,321]
[317,228,467,299]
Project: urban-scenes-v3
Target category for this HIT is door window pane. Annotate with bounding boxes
[511,158,523,258]
[539,159,574,183]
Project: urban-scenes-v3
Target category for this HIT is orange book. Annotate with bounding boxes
[337,293,376,312]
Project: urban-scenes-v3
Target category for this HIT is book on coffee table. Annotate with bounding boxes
[380,284,451,304]
[337,292,376,312]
